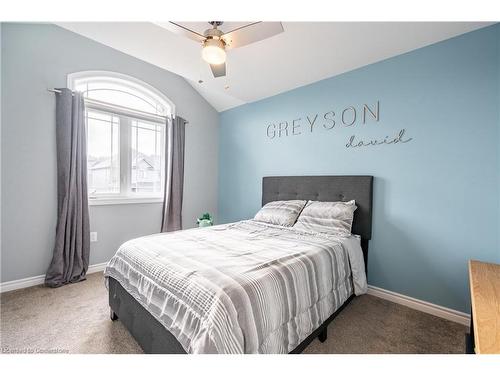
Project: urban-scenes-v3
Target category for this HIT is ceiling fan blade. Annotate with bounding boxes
[222,22,283,49]
[161,22,206,43]
[210,63,226,78]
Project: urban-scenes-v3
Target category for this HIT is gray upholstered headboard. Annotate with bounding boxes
[262,175,374,240]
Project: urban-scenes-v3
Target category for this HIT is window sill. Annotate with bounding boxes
[88,197,164,206]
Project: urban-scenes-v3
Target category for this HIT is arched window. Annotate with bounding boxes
[68,72,174,204]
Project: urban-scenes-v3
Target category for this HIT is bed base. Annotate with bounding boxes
[109,277,354,354]
[108,277,186,353]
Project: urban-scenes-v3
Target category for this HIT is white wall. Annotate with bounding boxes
[0,23,3,281]
[0,23,219,282]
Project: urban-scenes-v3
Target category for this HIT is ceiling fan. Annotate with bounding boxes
[165,21,284,78]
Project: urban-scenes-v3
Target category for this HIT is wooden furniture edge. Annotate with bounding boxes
[468,259,500,354]
[468,260,480,353]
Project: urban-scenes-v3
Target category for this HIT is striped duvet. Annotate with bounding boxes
[104,220,366,354]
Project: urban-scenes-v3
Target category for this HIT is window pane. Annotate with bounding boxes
[131,120,164,196]
[86,111,120,195]
[75,78,170,116]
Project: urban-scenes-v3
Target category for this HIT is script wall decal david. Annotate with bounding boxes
[265,100,413,148]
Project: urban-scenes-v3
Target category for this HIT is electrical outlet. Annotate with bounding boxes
[90,232,98,242]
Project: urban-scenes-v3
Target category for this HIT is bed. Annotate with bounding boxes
[105,175,373,354]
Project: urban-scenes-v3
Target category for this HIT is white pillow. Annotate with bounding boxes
[294,200,357,236]
[254,200,307,227]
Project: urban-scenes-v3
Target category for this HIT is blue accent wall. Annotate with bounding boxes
[219,24,500,313]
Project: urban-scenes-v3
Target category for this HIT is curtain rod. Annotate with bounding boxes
[47,88,188,124]
[48,88,64,94]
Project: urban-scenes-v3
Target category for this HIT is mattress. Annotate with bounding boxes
[104,220,367,354]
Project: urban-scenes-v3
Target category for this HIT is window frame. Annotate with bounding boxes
[69,71,174,206]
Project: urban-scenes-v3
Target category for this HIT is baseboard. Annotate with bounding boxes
[87,262,108,274]
[367,285,470,327]
[0,262,108,293]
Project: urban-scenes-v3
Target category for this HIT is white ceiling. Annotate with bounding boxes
[56,22,493,112]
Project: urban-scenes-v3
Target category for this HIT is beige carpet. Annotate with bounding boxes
[0,272,467,354]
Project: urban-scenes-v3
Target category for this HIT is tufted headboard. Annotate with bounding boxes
[262,175,374,240]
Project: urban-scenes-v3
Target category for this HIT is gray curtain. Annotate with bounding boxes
[45,89,90,287]
[161,116,187,232]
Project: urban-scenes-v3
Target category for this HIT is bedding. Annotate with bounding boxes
[253,199,307,226]
[104,220,367,354]
[294,200,357,236]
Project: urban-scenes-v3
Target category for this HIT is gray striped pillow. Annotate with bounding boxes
[294,200,357,236]
[254,200,307,227]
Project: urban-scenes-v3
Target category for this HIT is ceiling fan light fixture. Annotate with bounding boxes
[202,38,226,65]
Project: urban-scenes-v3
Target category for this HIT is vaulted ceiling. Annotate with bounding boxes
[57,22,493,112]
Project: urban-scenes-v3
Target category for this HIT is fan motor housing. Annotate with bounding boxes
[204,27,224,40]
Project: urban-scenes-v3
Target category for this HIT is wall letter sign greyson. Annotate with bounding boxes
[265,100,413,148]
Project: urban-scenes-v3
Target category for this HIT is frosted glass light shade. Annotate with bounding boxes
[202,39,226,65]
